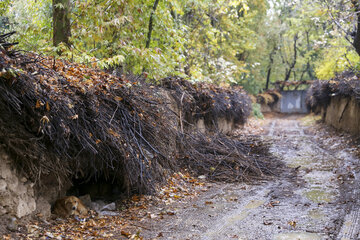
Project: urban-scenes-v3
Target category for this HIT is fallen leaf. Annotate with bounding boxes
[121,230,131,237]
[70,114,79,120]
[263,220,273,225]
[2,234,11,240]
[35,100,41,108]
[40,115,50,124]
[266,201,280,208]
[114,96,123,101]
[46,102,51,111]
[288,220,296,228]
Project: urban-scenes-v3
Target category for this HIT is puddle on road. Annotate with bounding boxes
[286,156,315,169]
[274,232,322,240]
[301,170,339,204]
[304,189,335,203]
[205,210,249,238]
[245,200,265,209]
[304,171,336,185]
[206,199,265,238]
[227,211,249,222]
[308,209,325,220]
[224,194,240,202]
[222,200,265,224]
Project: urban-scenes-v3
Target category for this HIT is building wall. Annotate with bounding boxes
[261,90,309,114]
[280,90,308,113]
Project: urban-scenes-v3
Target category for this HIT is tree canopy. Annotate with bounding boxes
[1,0,360,94]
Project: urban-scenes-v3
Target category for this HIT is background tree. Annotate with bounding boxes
[351,0,360,56]
[52,0,71,47]
[311,0,360,79]
[145,0,160,48]
[320,0,360,56]
[3,0,358,92]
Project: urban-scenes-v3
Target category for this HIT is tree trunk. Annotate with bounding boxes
[285,34,298,81]
[306,62,314,79]
[351,0,360,56]
[145,0,160,48]
[305,31,314,79]
[281,34,298,90]
[265,68,272,90]
[53,0,71,47]
[265,46,276,90]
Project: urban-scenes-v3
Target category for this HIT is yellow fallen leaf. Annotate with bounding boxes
[46,102,50,111]
[35,100,41,108]
[70,114,79,120]
[114,96,123,101]
[121,230,131,237]
[288,220,296,228]
[40,116,50,124]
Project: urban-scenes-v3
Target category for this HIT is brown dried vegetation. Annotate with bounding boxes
[0,32,279,198]
[306,71,360,111]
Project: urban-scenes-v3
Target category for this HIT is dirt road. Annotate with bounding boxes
[140,114,360,240]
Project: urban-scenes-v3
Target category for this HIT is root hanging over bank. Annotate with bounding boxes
[0,32,280,198]
[306,71,360,111]
[161,76,252,130]
[0,34,177,194]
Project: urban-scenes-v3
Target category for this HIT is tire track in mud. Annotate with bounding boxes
[337,165,360,240]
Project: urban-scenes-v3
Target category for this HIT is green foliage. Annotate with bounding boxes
[237,64,262,95]
[311,1,360,80]
[4,0,267,84]
[246,0,330,91]
[7,0,52,49]
[315,44,360,80]
[252,103,264,119]
[0,0,11,16]
[4,0,358,89]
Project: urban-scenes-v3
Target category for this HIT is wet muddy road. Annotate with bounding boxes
[140,115,360,240]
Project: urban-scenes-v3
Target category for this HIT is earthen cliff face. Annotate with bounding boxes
[0,150,36,218]
[324,96,360,135]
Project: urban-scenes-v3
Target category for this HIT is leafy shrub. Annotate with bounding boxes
[252,103,264,119]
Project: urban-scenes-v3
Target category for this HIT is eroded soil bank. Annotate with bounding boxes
[137,114,360,240]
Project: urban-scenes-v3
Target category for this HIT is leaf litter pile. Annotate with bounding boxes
[1,33,282,238]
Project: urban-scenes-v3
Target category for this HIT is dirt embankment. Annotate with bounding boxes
[324,96,360,134]
[306,72,360,135]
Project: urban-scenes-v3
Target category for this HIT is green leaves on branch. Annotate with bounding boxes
[4,0,264,84]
